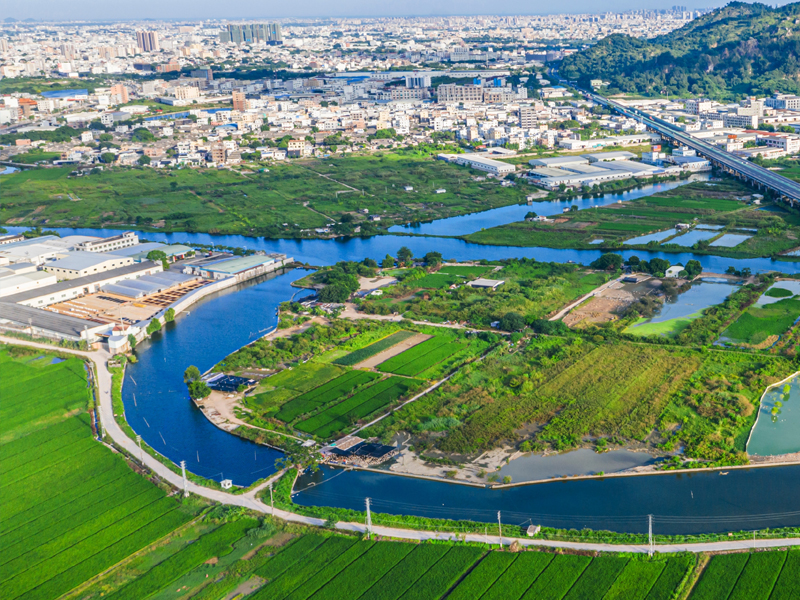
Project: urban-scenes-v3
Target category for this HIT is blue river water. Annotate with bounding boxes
[6,209,800,534]
[388,176,708,237]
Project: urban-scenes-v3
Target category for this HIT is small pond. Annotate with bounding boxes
[628,280,739,336]
[623,228,677,246]
[710,234,752,248]
[748,374,800,457]
[665,229,719,247]
[496,448,657,483]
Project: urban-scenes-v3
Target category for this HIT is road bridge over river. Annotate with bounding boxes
[587,92,800,204]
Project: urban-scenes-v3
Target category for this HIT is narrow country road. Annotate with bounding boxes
[5,334,800,554]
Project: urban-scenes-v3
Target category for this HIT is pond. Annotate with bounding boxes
[710,234,752,248]
[623,229,677,246]
[748,374,800,457]
[627,279,739,337]
[665,229,719,247]
[756,281,800,306]
[496,448,657,483]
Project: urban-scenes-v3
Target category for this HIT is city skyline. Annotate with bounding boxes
[1,0,772,22]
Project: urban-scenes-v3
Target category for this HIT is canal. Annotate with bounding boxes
[5,189,800,533]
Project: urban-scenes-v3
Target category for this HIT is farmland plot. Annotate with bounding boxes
[0,346,191,600]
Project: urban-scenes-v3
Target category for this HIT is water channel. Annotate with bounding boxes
[6,185,800,533]
[387,176,709,237]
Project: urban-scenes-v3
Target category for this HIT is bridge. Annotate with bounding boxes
[586,92,800,205]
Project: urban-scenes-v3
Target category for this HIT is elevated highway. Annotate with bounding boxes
[586,92,800,204]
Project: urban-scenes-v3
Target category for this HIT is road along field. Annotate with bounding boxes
[0,344,193,600]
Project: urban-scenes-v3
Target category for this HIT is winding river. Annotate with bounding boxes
[6,186,800,534]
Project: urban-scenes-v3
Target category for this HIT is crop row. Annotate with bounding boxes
[376,336,451,372]
[2,440,103,489]
[255,535,328,583]
[360,544,452,600]
[0,497,182,600]
[644,558,693,600]
[254,536,357,600]
[521,554,591,600]
[312,379,418,438]
[106,519,258,600]
[447,551,516,600]
[276,371,379,422]
[691,551,790,600]
[689,553,748,600]
[279,540,374,600]
[602,560,665,600]
[1,387,90,436]
[334,331,417,366]
[398,546,484,600]
[311,541,414,600]
[1,451,121,527]
[1,487,168,581]
[0,415,87,461]
[563,556,629,600]
[480,552,553,600]
[20,509,188,600]
[386,342,465,377]
[2,475,153,558]
[297,377,415,437]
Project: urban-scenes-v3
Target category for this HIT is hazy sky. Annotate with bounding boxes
[3,0,748,22]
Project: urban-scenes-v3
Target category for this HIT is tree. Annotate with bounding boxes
[275,441,320,474]
[318,283,352,303]
[362,257,378,268]
[381,254,395,269]
[525,211,538,220]
[146,318,162,335]
[684,259,702,279]
[590,253,623,271]
[397,246,414,264]
[164,307,175,322]
[424,251,442,267]
[131,127,155,142]
[499,312,525,332]
[100,152,116,164]
[137,154,151,166]
[184,365,202,383]
[127,334,137,350]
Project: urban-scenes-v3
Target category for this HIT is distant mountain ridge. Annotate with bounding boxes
[560,2,800,100]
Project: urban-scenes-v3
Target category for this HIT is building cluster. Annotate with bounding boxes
[0,10,699,79]
[620,95,800,160]
[0,231,289,349]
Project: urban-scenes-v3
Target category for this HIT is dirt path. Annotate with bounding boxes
[354,333,431,369]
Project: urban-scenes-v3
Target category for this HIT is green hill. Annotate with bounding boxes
[560,2,800,100]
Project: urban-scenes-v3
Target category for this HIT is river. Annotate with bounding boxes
[388,176,708,237]
[5,192,800,534]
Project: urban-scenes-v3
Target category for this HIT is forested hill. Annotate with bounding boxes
[560,2,800,100]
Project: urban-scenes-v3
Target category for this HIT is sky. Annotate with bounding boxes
[1,0,756,23]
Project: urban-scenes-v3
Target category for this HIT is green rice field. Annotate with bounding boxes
[690,550,795,600]
[274,371,381,422]
[721,297,800,346]
[377,336,465,377]
[334,331,417,366]
[249,535,694,600]
[0,345,192,600]
[295,376,422,438]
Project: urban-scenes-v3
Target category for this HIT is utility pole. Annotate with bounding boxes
[648,514,654,557]
[180,460,188,498]
[497,511,502,549]
[269,481,274,515]
[365,498,372,540]
[136,434,143,464]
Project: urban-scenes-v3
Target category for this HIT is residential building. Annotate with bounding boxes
[74,232,139,253]
[135,31,160,53]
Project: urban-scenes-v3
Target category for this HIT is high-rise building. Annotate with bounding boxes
[109,84,129,104]
[136,31,160,53]
[219,23,282,45]
[519,106,536,129]
[232,91,246,111]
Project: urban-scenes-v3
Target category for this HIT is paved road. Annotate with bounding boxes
[589,92,800,202]
[6,335,800,554]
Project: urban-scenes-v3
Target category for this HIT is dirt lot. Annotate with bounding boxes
[564,278,660,327]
